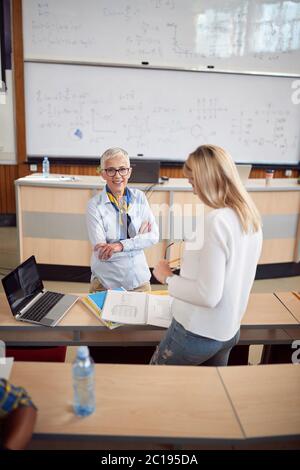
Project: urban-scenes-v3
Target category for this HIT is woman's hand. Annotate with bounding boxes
[153,259,173,284]
[94,242,123,260]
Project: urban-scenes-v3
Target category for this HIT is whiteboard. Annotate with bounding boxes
[0,71,16,164]
[22,0,300,74]
[24,62,300,164]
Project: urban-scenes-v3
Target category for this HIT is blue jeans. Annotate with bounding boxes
[150,319,240,366]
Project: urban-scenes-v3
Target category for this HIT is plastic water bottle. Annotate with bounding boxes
[72,346,95,417]
[42,156,50,178]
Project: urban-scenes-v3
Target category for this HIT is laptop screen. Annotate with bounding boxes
[129,159,160,183]
[1,256,43,316]
[236,164,252,184]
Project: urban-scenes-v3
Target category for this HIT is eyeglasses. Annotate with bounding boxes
[164,240,184,264]
[104,167,130,177]
[164,242,174,259]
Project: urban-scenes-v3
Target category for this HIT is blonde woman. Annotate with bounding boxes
[151,145,262,366]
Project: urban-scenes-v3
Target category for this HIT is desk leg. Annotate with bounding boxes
[261,345,272,364]
[73,331,81,343]
[261,344,293,364]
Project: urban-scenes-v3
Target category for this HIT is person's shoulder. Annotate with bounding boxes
[87,188,105,208]
[128,187,146,201]
[206,207,234,228]
[205,208,236,245]
[207,208,260,241]
[129,187,144,196]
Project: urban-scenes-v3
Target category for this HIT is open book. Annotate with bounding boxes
[101,290,173,327]
[81,288,124,329]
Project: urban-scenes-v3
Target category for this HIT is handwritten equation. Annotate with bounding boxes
[23,0,300,73]
[25,62,300,163]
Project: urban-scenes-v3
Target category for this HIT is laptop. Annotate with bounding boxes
[1,256,78,327]
[129,159,160,183]
[236,164,252,184]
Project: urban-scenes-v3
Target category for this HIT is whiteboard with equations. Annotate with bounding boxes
[22,0,300,75]
[24,62,300,164]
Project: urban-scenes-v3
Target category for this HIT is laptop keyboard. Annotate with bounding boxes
[21,291,64,322]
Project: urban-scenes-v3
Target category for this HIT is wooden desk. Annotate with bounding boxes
[15,176,300,271]
[275,292,300,323]
[242,293,298,328]
[11,362,243,447]
[9,362,300,449]
[219,364,300,441]
[0,293,299,347]
[0,294,164,346]
[269,292,300,344]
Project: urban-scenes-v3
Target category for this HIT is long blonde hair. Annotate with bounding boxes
[183,145,261,233]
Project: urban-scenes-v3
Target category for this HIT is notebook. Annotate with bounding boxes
[101,290,173,327]
[1,256,78,327]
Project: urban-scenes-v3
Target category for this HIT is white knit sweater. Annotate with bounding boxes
[168,207,262,341]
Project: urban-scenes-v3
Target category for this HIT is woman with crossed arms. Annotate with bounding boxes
[152,144,262,366]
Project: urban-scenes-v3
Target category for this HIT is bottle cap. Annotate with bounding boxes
[77,346,89,359]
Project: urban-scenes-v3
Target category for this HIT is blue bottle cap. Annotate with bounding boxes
[77,346,89,359]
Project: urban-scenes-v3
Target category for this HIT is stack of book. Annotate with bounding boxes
[81,288,124,329]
